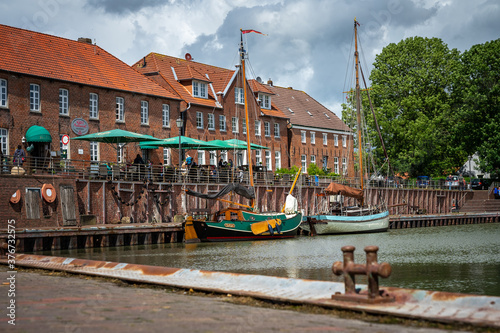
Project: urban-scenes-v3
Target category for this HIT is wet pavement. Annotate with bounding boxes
[0,266,472,333]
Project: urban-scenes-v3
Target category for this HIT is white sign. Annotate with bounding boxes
[62,144,68,150]
[78,149,83,155]
[61,135,70,145]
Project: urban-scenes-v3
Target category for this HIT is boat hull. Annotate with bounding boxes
[301,211,389,235]
[191,211,302,242]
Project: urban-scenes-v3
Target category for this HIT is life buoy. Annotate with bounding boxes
[42,184,56,203]
[10,189,21,204]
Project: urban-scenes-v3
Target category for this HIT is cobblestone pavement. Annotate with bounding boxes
[0,266,471,333]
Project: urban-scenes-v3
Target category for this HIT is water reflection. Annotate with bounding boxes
[46,223,500,296]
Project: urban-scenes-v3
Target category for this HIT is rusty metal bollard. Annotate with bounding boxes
[332,245,394,303]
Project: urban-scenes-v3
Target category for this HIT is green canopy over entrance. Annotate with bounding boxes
[26,125,52,143]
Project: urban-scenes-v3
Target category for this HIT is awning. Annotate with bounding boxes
[26,125,52,143]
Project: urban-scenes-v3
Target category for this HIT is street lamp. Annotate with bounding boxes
[176,116,184,174]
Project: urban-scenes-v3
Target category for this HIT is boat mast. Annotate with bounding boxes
[240,30,255,208]
[354,18,365,200]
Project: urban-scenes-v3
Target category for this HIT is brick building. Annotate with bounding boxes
[0,24,181,165]
[266,83,354,175]
[133,53,290,169]
[0,23,353,175]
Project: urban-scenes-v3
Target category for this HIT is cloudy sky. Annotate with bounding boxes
[1,0,499,117]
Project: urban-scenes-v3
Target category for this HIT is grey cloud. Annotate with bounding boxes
[85,0,168,14]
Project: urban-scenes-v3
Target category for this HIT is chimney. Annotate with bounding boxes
[78,37,93,44]
[267,78,273,86]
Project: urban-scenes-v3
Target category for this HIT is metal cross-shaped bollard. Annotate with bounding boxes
[332,245,394,303]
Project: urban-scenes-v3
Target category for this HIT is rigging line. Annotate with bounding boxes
[342,28,356,100]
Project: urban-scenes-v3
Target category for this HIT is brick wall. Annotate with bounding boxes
[0,175,78,229]
[288,127,354,175]
[0,71,181,165]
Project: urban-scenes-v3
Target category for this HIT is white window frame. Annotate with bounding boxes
[334,134,338,147]
[219,115,226,132]
[163,148,171,166]
[258,93,271,109]
[264,122,270,137]
[334,157,339,174]
[208,113,215,130]
[209,150,217,165]
[196,112,204,129]
[0,128,8,155]
[89,93,98,119]
[311,155,316,165]
[242,119,246,135]
[255,150,262,165]
[232,117,238,133]
[59,88,69,115]
[301,154,307,172]
[193,80,208,98]
[30,83,40,112]
[117,143,125,164]
[255,120,261,136]
[116,97,124,122]
[90,141,99,162]
[311,132,315,144]
[265,150,271,170]
[323,133,327,145]
[0,79,7,107]
[342,135,347,147]
[274,151,281,170]
[140,100,149,125]
[235,87,244,104]
[301,131,306,143]
[162,104,170,127]
[274,123,280,138]
[342,157,347,175]
[197,150,205,166]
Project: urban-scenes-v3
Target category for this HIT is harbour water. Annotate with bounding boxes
[46,223,500,297]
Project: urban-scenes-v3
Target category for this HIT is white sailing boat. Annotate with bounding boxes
[301,18,389,236]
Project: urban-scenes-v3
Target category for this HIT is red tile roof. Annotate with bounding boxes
[0,24,179,99]
[134,53,235,108]
[266,85,351,132]
[248,79,274,95]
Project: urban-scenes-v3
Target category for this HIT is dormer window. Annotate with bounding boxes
[258,93,271,109]
[235,87,244,104]
[193,80,208,98]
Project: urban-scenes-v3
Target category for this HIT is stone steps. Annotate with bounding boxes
[461,190,500,213]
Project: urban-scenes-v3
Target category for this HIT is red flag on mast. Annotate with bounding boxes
[241,29,267,36]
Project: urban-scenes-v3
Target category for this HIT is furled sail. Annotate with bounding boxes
[323,182,364,201]
[186,183,255,200]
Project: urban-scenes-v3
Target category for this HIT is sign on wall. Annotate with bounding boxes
[71,118,89,135]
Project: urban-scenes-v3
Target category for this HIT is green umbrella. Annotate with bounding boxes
[71,129,161,144]
[71,129,163,162]
[141,136,219,150]
[139,143,159,150]
[206,140,247,150]
[224,139,268,150]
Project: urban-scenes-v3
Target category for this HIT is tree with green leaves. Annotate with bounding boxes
[363,37,466,177]
[452,39,500,177]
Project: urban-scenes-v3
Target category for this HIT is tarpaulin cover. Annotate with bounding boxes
[186,183,255,200]
[323,182,364,201]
